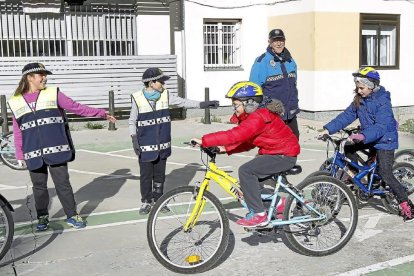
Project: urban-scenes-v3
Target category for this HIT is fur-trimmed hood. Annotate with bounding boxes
[265,99,285,116]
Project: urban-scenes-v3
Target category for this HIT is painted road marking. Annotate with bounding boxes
[0,184,26,190]
[337,254,414,276]
[354,215,384,242]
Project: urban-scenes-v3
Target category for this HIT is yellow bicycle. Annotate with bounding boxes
[147,143,358,274]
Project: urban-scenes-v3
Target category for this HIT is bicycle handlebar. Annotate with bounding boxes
[183,142,220,159]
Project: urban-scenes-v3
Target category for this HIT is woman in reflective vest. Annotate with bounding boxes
[8,62,116,231]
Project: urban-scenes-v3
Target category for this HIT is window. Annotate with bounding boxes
[360,14,399,69]
[0,2,136,57]
[203,19,242,70]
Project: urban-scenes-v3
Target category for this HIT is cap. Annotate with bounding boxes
[22,63,53,75]
[268,29,285,40]
[142,68,170,83]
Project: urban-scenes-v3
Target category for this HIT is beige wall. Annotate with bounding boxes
[268,12,360,71]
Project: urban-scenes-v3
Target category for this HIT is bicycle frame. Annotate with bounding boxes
[183,159,326,231]
[327,141,388,196]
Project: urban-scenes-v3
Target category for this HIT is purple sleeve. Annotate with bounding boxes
[57,91,107,118]
[12,117,24,160]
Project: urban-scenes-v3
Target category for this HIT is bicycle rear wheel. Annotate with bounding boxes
[147,186,230,274]
[394,149,414,165]
[381,162,414,214]
[283,175,358,256]
[0,200,14,261]
[0,132,26,170]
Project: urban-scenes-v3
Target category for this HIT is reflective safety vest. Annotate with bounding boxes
[8,87,75,170]
[131,89,171,162]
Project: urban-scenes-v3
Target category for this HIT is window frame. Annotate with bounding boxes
[359,13,400,70]
[203,18,243,71]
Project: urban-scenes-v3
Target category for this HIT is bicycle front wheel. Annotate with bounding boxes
[0,200,14,261]
[283,175,358,256]
[0,132,26,170]
[147,186,230,274]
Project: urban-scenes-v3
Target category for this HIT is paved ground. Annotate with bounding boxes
[0,117,413,276]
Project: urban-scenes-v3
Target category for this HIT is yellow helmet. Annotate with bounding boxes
[225,81,263,103]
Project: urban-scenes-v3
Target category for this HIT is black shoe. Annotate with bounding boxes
[139,202,152,215]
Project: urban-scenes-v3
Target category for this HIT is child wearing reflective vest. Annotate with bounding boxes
[8,63,116,231]
[129,67,219,215]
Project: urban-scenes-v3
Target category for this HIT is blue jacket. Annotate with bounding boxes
[249,47,299,120]
[324,86,398,150]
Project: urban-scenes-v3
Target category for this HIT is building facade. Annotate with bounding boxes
[0,0,413,116]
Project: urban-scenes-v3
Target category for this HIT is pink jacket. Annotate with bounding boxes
[12,91,107,160]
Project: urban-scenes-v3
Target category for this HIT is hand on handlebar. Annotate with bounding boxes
[190,138,202,146]
[348,133,365,143]
[317,129,330,141]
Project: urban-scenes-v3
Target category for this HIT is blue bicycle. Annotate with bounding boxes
[310,131,414,214]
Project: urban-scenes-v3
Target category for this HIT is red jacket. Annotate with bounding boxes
[202,108,300,156]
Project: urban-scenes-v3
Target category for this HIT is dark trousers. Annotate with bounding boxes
[344,145,407,203]
[377,150,408,203]
[139,156,167,203]
[29,163,77,219]
[238,155,297,213]
[284,116,299,140]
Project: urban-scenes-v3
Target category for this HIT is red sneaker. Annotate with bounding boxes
[400,201,414,223]
[236,213,268,228]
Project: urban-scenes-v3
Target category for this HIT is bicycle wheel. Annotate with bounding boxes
[282,175,358,256]
[381,162,414,214]
[394,149,414,165]
[0,200,14,261]
[0,132,26,170]
[147,186,230,274]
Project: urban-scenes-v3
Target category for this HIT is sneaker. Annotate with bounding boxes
[399,201,414,223]
[139,202,152,215]
[36,215,49,231]
[236,212,268,228]
[67,215,87,229]
[160,205,171,213]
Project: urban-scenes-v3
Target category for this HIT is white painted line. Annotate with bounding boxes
[107,148,133,154]
[0,184,26,190]
[337,254,414,276]
[68,169,140,178]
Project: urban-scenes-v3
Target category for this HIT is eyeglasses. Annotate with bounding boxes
[232,103,243,110]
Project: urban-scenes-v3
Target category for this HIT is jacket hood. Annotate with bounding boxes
[266,99,285,115]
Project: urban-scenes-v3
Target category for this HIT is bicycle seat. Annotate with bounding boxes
[281,165,302,176]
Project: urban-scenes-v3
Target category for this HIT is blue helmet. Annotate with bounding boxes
[352,67,380,83]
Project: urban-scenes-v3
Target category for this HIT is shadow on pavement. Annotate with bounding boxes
[53,168,137,219]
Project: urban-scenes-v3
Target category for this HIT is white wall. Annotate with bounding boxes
[183,0,414,111]
[136,15,171,55]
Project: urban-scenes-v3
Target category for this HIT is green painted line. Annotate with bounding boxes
[13,198,241,235]
[365,262,414,276]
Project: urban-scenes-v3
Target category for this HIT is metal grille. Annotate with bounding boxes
[0,2,137,57]
[203,20,241,70]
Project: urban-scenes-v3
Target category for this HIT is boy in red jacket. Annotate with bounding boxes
[192,81,300,228]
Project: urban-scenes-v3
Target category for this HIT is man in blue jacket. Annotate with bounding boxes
[249,29,299,138]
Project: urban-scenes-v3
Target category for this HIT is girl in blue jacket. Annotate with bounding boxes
[320,67,413,222]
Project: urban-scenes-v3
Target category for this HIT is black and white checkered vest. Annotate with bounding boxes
[8,87,75,170]
[132,89,171,162]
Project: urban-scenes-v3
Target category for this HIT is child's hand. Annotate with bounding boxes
[106,114,117,123]
[317,129,329,140]
[217,146,226,153]
[190,138,202,146]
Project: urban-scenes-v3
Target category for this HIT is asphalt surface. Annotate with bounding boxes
[0,117,413,276]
